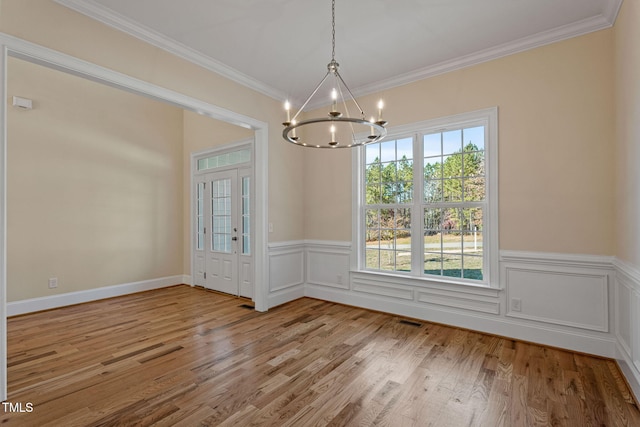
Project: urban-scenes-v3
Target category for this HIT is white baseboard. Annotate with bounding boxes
[267,284,305,309]
[617,343,640,401]
[7,275,184,316]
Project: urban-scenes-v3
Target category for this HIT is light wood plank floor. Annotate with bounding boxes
[1,285,639,426]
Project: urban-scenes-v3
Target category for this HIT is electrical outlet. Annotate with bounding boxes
[511,297,521,312]
[48,277,58,289]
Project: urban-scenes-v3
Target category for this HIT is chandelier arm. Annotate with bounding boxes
[334,84,359,142]
[334,68,366,120]
[290,70,332,123]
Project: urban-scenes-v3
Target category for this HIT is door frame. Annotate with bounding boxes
[191,140,255,298]
[0,33,270,401]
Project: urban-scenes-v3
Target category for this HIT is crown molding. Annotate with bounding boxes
[55,0,622,108]
[53,0,288,102]
[603,0,624,25]
[352,4,622,100]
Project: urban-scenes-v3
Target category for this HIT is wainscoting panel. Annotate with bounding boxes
[503,266,609,332]
[352,276,414,301]
[416,288,500,315]
[266,241,305,308]
[634,290,640,373]
[268,241,305,292]
[306,241,351,290]
[615,271,633,356]
[613,259,640,402]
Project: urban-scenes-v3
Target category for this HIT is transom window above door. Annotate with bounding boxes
[197,148,251,171]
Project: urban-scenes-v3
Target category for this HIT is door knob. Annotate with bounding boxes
[232,236,238,241]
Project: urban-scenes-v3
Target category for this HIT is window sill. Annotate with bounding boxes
[351,270,500,297]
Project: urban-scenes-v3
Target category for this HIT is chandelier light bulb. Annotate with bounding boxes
[284,100,291,123]
[331,88,338,112]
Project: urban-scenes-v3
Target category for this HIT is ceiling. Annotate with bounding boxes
[55,0,622,108]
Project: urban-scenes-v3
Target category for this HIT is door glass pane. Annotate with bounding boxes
[211,178,232,253]
[196,182,205,250]
[241,176,250,255]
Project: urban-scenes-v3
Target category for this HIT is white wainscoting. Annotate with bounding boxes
[299,241,640,400]
[613,258,640,400]
[306,241,351,289]
[7,275,185,316]
[267,241,306,308]
[501,251,613,332]
[302,243,616,358]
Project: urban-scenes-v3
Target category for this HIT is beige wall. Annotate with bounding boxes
[302,143,354,242]
[304,30,616,256]
[1,0,307,300]
[7,57,184,301]
[614,0,640,268]
[0,0,305,245]
[0,0,626,302]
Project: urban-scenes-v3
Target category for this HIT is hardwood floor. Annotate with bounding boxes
[1,285,639,426]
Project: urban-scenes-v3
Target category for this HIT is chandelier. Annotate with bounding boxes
[282,0,387,148]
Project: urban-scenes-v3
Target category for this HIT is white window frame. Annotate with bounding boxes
[352,107,499,288]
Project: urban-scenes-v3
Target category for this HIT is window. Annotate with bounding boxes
[358,108,497,286]
[364,137,414,273]
[197,148,251,171]
[196,182,205,251]
[241,176,251,255]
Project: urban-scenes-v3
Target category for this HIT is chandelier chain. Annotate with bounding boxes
[331,0,336,61]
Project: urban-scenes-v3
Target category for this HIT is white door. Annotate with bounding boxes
[194,168,253,298]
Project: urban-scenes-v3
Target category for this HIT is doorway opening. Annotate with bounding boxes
[192,142,254,298]
[0,35,269,401]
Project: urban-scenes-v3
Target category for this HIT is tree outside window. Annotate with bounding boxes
[363,124,488,282]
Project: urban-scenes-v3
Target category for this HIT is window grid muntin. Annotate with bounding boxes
[365,137,414,206]
[362,119,489,284]
[423,203,484,281]
[422,125,486,281]
[364,206,411,272]
[211,178,232,253]
[197,148,251,171]
[364,137,414,272]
